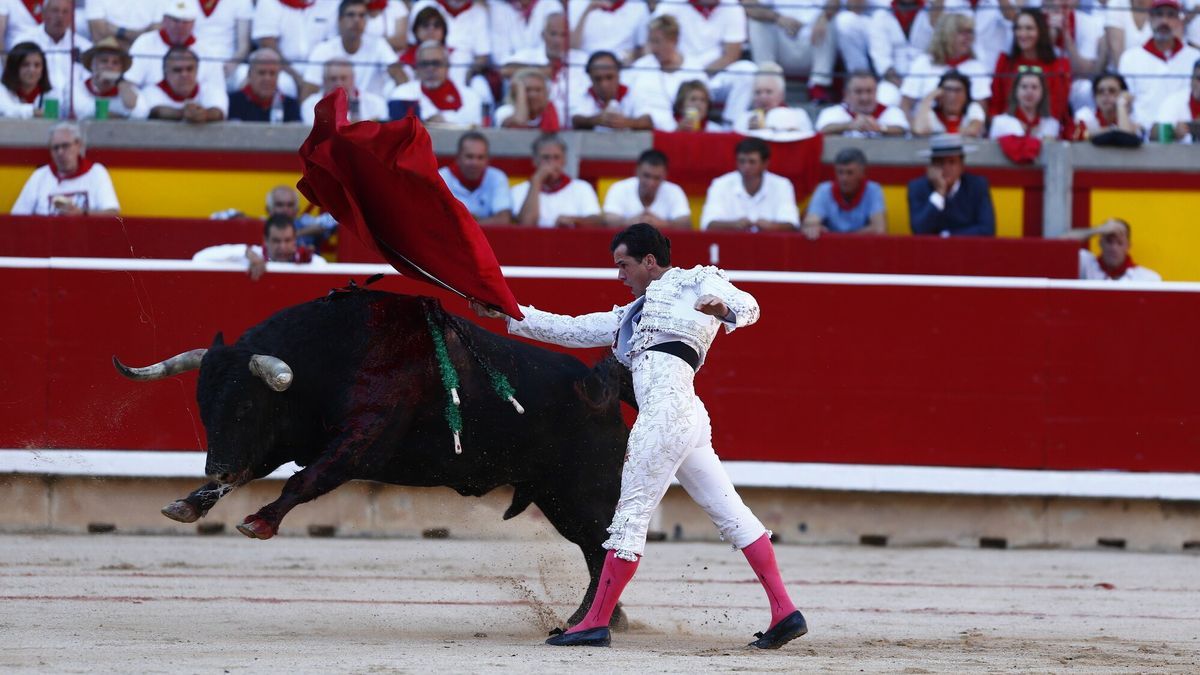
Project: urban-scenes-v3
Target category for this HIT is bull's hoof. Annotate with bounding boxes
[161,500,202,523]
[236,516,276,540]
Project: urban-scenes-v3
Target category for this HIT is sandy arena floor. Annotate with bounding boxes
[0,533,1197,673]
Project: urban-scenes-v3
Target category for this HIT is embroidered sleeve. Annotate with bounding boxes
[506,304,621,348]
[700,270,760,332]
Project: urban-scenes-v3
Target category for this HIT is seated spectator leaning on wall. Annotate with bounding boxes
[1118,0,1200,132]
[228,48,302,123]
[571,51,652,131]
[701,137,799,232]
[1155,58,1200,142]
[193,214,327,282]
[0,42,57,118]
[388,41,482,126]
[11,0,90,92]
[497,68,558,130]
[11,122,119,217]
[72,38,140,119]
[911,71,986,137]
[135,47,227,123]
[438,132,513,225]
[801,148,886,240]
[815,70,910,137]
[1060,218,1162,281]
[602,149,692,230]
[512,133,602,228]
[265,185,338,251]
[731,62,814,138]
[1073,73,1141,139]
[907,134,995,236]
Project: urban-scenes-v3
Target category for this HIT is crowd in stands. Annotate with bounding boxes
[0,0,1196,142]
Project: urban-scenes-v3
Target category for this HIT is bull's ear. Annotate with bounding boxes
[211,332,225,347]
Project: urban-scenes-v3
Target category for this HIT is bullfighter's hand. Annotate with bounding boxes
[470,300,505,319]
[694,294,729,318]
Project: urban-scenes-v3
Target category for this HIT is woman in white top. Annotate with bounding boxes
[912,70,986,137]
[900,13,992,116]
[653,79,729,132]
[1072,72,1141,139]
[989,69,1061,140]
[0,41,59,118]
[1105,0,1153,70]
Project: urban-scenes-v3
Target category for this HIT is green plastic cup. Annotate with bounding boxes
[95,98,109,120]
[42,97,59,119]
[1156,123,1175,143]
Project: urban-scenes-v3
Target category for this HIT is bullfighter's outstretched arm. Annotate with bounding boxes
[699,272,761,332]
[505,305,622,348]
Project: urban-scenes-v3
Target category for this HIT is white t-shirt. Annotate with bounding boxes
[300,88,389,124]
[511,178,601,227]
[84,0,162,32]
[1118,42,1200,127]
[10,163,119,216]
[753,0,820,25]
[504,46,589,125]
[700,171,799,230]
[732,106,814,139]
[304,35,398,96]
[988,113,1061,139]
[814,103,910,135]
[868,8,936,78]
[651,0,746,66]
[365,0,408,44]
[0,83,62,118]
[388,79,482,125]
[252,0,339,65]
[192,244,328,266]
[11,27,90,94]
[490,0,565,67]
[1068,10,1106,63]
[134,80,229,118]
[71,74,140,119]
[567,0,649,60]
[571,86,642,125]
[125,31,225,92]
[920,100,986,134]
[623,53,710,121]
[900,54,992,103]
[183,0,254,61]
[2,0,48,49]
[602,176,691,222]
[408,0,491,60]
[1077,249,1160,281]
[1158,89,1198,126]
[1105,6,1153,50]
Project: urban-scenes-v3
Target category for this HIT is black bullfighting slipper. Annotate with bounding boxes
[545,626,611,647]
[748,610,808,649]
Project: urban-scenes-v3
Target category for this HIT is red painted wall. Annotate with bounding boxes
[2,263,1196,472]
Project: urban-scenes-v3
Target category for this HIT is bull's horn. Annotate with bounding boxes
[112,349,207,381]
[249,355,293,392]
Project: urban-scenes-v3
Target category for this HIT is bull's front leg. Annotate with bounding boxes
[161,481,223,523]
[235,453,355,540]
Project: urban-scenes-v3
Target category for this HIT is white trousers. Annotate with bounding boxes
[603,351,767,561]
[746,19,836,86]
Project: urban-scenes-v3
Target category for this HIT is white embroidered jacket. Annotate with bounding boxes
[506,265,760,370]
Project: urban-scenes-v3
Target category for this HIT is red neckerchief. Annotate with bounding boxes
[1014,108,1040,135]
[832,181,868,211]
[85,78,118,97]
[688,0,717,19]
[159,28,196,48]
[199,0,220,17]
[892,1,923,38]
[49,154,94,182]
[16,85,43,104]
[588,84,628,108]
[20,0,43,23]
[548,57,564,82]
[601,0,626,10]
[538,101,560,131]
[398,44,417,66]
[437,0,474,18]
[422,78,462,110]
[293,246,315,263]
[845,102,888,119]
[944,53,970,67]
[935,108,961,133]
[967,0,978,8]
[539,173,571,194]
[515,0,537,23]
[448,161,483,191]
[1053,10,1076,52]
[157,79,199,102]
[1190,96,1200,120]
[1095,108,1113,128]
[278,0,315,9]
[241,84,274,110]
[1143,37,1183,62]
[1098,253,1136,280]
[367,0,388,10]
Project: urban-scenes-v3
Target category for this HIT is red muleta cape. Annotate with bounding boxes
[297,89,523,319]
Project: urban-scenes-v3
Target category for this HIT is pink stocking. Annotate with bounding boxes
[742,533,798,627]
[567,550,639,633]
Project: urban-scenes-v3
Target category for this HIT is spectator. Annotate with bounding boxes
[512,134,602,228]
[1048,0,1108,112]
[815,70,910,137]
[568,0,649,63]
[665,80,725,132]
[652,0,756,122]
[868,0,940,107]
[11,122,119,217]
[1157,58,1200,142]
[907,133,995,236]
[135,47,227,123]
[502,12,587,124]
[1119,0,1200,129]
[900,14,992,116]
[912,70,986,137]
[625,16,711,128]
[496,68,557,129]
[801,147,886,240]
[228,48,302,123]
[266,185,338,250]
[438,131,513,225]
[72,38,140,120]
[365,0,409,51]
[1106,0,1154,70]
[963,0,1016,74]
[388,41,482,126]
[571,50,652,130]
[989,9,1071,123]
[0,41,58,118]
[833,0,875,79]
[252,0,340,98]
[989,69,1062,140]
[1,0,49,50]
[179,0,253,89]
[602,149,692,230]
[193,215,327,282]
[1073,73,1141,139]
[304,0,400,100]
[85,0,160,51]
[700,137,799,232]
[408,0,491,85]
[744,0,837,102]
[125,1,223,91]
[1060,218,1162,281]
[492,0,566,67]
[12,0,90,92]
[301,58,389,125]
[394,7,473,88]
[731,63,814,138]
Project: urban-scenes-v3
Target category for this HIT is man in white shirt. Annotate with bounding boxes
[135,47,228,123]
[868,0,939,107]
[652,0,757,122]
[302,57,390,124]
[125,0,224,92]
[512,134,602,228]
[11,122,119,217]
[1060,218,1162,282]
[303,0,399,99]
[388,41,481,125]
[12,0,89,91]
[815,70,910,137]
[491,0,565,67]
[85,0,160,49]
[731,63,814,139]
[438,131,513,225]
[568,0,649,63]
[252,0,339,98]
[193,215,327,282]
[502,12,588,126]
[744,0,838,101]
[408,0,491,81]
[623,15,710,128]
[571,50,651,130]
[1,0,50,50]
[701,137,799,232]
[1118,0,1200,127]
[185,0,254,88]
[72,37,140,119]
[602,149,692,230]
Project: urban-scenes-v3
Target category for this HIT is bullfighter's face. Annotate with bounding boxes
[613,244,653,297]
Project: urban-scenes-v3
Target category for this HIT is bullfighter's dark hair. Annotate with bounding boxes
[637,149,668,168]
[2,42,51,95]
[611,223,671,267]
[735,137,770,162]
[263,214,295,238]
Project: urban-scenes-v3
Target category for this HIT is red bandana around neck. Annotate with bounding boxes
[935,108,961,133]
[17,85,43,104]
[158,79,200,102]
[85,77,118,98]
[539,173,571,194]
[944,53,971,67]
[241,84,275,110]
[1098,253,1136,280]
[398,44,418,66]
[159,29,196,48]
[1142,37,1182,62]
[448,161,483,191]
[367,0,388,10]
[1095,108,1113,128]
[588,84,628,108]
[515,0,538,23]
[422,78,462,111]
[49,154,94,182]
[1052,10,1076,52]
[278,0,315,9]
[845,102,888,119]
[21,0,43,23]
[1014,107,1041,134]
[437,0,474,18]
[1190,96,1200,120]
[892,1,924,37]
[688,0,718,19]
[538,101,560,131]
[199,0,221,17]
[601,0,626,10]
[832,181,868,211]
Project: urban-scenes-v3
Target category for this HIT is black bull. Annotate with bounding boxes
[113,288,634,627]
